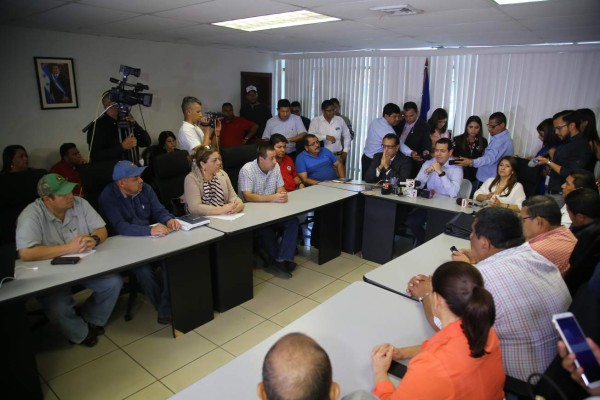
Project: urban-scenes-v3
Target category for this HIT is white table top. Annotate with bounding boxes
[207,184,357,234]
[366,189,472,213]
[171,282,434,399]
[364,233,470,298]
[319,180,370,192]
[1,227,224,303]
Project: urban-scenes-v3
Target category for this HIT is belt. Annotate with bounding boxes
[334,151,343,156]
[546,190,562,195]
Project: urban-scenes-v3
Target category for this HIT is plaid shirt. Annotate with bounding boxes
[238,160,284,202]
[529,226,577,275]
[477,242,572,381]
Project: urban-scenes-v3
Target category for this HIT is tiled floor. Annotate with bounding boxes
[36,244,412,400]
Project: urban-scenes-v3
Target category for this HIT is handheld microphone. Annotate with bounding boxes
[456,197,474,206]
[398,179,421,188]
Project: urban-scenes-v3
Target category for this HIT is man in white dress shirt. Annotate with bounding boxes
[309,100,351,166]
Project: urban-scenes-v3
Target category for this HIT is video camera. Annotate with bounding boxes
[108,65,152,115]
[200,111,225,128]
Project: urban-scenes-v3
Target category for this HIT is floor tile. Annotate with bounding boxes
[221,320,281,356]
[241,281,303,319]
[36,325,118,381]
[47,350,155,400]
[42,383,59,400]
[308,280,351,303]
[105,296,166,347]
[126,381,173,400]
[161,348,235,393]
[270,298,320,327]
[194,306,265,346]
[253,275,265,286]
[124,328,216,379]
[365,260,381,267]
[340,263,379,283]
[302,256,365,278]
[253,267,275,281]
[269,266,335,296]
[340,252,365,263]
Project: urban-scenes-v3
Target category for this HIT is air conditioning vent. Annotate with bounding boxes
[369,5,423,16]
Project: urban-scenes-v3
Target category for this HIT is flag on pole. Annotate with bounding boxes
[419,58,430,121]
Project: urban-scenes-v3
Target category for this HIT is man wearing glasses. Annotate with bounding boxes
[454,112,513,188]
[296,134,345,186]
[364,134,411,183]
[535,110,594,208]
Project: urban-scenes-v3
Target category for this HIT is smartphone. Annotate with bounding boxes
[387,360,407,379]
[449,158,462,165]
[552,312,600,389]
[51,256,80,265]
[450,246,459,253]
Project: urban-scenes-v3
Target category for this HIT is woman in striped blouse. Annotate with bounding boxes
[183,149,244,216]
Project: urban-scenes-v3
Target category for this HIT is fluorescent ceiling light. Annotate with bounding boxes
[493,0,548,4]
[212,10,340,32]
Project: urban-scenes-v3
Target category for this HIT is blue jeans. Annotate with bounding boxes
[257,217,299,262]
[37,274,122,343]
[133,263,171,319]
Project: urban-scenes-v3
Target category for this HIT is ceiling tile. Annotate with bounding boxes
[77,0,211,14]
[0,0,67,22]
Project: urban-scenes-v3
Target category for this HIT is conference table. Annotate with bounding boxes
[363,233,470,299]
[361,188,474,264]
[170,282,435,399]
[206,184,357,312]
[0,227,223,399]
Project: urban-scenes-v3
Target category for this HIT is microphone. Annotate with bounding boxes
[456,197,475,207]
[398,179,421,188]
[528,154,548,167]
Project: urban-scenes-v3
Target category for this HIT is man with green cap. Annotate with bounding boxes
[16,173,122,347]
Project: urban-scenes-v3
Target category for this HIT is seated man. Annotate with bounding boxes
[564,188,600,296]
[238,143,298,278]
[49,143,87,197]
[295,134,345,186]
[521,195,577,276]
[363,133,412,183]
[560,169,597,227]
[16,173,122,347]
[405,138,463,246]
[99,161,181,324]
[408,207,571,381]
[269,134,304,192]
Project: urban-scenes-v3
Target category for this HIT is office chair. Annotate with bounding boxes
[459,178,472,199]
[221,144,256,191]
[152,151,191,215]
[515,157,542,198]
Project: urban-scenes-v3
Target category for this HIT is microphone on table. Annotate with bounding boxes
[398,179,421,187]
[456,197,474,206]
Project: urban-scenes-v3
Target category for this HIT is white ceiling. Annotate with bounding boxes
[1,0,599,53]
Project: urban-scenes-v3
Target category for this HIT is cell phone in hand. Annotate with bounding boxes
[450,246,459,253]
[51,256,80,265]
[552,312,600,389]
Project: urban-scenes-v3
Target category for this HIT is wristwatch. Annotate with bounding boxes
[438,171,446,177]
[90,234,101,247]
[203,145,212,151]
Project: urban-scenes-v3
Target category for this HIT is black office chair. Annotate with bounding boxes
[152,151,191,216]
[0,168,47,245]
[79,160,117,212]
[221,144,257,192]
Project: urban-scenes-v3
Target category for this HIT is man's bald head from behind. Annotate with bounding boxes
[258,332,340,400]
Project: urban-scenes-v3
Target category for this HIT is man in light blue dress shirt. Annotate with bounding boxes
[362,103,403,179]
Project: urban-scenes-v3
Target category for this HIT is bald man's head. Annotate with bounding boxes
[258,333,339,400]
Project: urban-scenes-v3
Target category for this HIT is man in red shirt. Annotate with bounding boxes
[49,143,87,196]
[219,102,258,148]
[269,134,304,192]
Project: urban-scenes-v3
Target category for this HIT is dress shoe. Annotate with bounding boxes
[88,322,105,336]
[157,316,172,325]
[285,260,297,272]
[268,260,292,279]
[70,330,98,347]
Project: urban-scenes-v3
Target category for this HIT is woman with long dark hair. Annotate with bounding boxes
[370,261,504,399]
[577,108,600,174]
[534,118,560,194]
[452,116,488,184]
[473,156,525,211]
[1,145,29,174]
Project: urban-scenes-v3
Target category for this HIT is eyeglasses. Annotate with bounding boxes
[306,142,319,147]
[486,123,500,129]
[554,123,568,132]
[382,144,397,149]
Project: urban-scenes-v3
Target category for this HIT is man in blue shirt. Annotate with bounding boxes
[454,112,513,187]
[362,103,402,179]
[262,99,307,159]
[99,161,181,324]
[296,134,345,186]
[407,138,464,246]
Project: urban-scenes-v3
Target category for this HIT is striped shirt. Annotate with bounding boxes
[201,175,225,207]
[528,226,577,276]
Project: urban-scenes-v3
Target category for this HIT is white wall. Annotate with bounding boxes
[0,26,275,169]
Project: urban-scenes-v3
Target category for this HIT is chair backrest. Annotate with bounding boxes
[221,144,257,191]
[152,151,191,213]
[79,160,118,213]
[515,157,542,198]
[459,179,472,199]
[0,168,46,244]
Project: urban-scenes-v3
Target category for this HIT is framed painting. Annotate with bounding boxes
[34,57,78,109]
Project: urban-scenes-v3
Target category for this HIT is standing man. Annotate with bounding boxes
[394,101,432,177]
[16,173,122,346]
[219,102,258,148]
[362,103,403,179]
[296,134,345,186]
[536,110,594,208]
[87,90,151,164]
[290,101,311,131]
[50,143,87,197]
[330,97,355,141]
[262,99,307,160]
[99,161,181,324]
[238,143,299,278]
[406,138,463,246]
[240,85,272,141]
[363,134,412,184]
[454,112,514,188]
[308,100,351,165]
[177,96,220,154]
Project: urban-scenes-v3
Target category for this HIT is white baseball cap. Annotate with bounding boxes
[246,85,258,93]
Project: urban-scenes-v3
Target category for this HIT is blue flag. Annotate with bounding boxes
[419,59,430,121]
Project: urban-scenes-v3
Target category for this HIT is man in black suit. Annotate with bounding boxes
[394,101,431,178]
[364,134,412,183]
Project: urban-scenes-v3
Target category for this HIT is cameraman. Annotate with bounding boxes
[177,96,220,153]
[87,90,151,165]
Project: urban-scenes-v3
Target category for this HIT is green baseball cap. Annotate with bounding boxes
[37,173,77,196]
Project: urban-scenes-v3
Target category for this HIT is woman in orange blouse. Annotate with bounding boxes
[370,261,505,400]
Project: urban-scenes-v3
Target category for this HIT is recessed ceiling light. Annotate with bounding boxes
[493,0,548,5]
[212,10,341,32]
